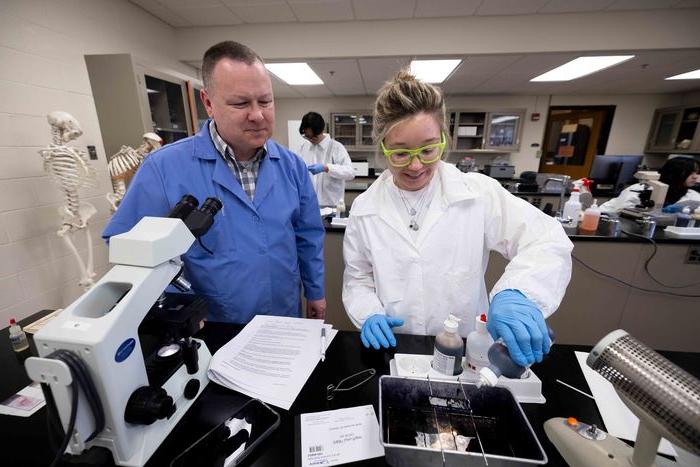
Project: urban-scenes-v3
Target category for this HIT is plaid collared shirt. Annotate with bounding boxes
[209,120,266,201]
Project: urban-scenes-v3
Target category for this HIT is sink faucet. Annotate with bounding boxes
[541,176,571,221]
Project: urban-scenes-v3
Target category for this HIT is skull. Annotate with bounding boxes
[47,111,83,143]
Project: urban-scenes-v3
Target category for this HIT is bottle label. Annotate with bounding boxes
[432,348,462,376]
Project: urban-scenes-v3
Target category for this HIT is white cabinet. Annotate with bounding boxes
[449,110,525,153]
[646,106,700,154]
[86,54,194,158]
[331,113,374,149]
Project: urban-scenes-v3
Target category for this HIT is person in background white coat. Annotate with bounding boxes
[342,70,573,368]
[599,157,700,213]
[297,112,355,207]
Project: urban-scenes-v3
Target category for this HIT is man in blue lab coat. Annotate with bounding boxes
[103,41,326,323]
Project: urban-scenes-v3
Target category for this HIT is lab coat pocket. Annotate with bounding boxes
[443,268,478,316]
[372,248,406,304]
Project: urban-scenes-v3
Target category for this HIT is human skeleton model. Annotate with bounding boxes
[106,132,162,212]
[39,111,98,290]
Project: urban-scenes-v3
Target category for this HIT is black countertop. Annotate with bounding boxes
[323,216,700,244]
[2,311,698,467]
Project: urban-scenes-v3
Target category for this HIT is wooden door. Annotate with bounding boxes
[539,109,606,179]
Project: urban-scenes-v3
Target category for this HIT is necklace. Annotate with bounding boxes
[398,186,430,231]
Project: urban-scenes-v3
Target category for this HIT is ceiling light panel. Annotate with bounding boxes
[666,69,700,80]
[265,63,324,85]
[530,55,635,82]
[410,59,462,83]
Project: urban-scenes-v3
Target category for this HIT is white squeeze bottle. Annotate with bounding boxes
[466,314,493,372]
[562,187,582,225]
[9,318,29,352]
[336,199,346,218]
[432,315,464,376]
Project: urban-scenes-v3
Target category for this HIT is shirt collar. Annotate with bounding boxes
[208,120,266,162]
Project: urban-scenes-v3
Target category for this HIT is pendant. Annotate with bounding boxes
[409,219,419,231]
[408,208,417,216]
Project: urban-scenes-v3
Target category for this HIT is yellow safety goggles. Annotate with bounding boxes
[381,132,446,168]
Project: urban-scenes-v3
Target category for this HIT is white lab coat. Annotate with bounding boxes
[342,162,573,337]
[297,134,355,207]
[599,183,700,213]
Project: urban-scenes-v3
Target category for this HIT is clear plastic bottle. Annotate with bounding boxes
[580,199,601,232]
[336,199,346,218]
[466,314,493,372]
[432,315,464,376]
[477,327,556,387]
[8,318,29,352]
[562,188,582,225]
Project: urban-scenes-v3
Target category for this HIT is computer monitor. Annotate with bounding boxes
[588,155,643,194]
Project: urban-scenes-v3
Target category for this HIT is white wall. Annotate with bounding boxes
[0,0,198,326]
[274,93,685,175]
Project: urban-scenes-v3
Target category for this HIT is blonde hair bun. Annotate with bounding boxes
[372,68,448,146]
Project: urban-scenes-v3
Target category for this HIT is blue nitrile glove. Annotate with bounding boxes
[307,164,325,175]
[360,314,405,350]
[662,204,683,213]
[487,290,551,368]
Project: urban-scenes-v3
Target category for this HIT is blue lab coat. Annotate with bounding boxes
[102,122,325,323]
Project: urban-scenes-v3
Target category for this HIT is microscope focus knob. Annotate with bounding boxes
[124,386,176,425]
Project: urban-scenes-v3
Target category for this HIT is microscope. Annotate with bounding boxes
[25,194,222,467]
[620,171,676,226]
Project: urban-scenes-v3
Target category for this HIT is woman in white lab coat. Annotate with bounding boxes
[297,112,355,207]
[342,71,573,368]
[599,157,700,213]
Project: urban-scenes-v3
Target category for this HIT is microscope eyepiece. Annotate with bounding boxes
[200,198,223,216]
[168,194,199,220]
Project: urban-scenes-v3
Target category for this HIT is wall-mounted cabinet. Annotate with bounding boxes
[646,105,700,154]
[186,81,209,134]
[449,110,525,153]
[331,109,525,154]
[330,113,374,149]
[86,53,194,158]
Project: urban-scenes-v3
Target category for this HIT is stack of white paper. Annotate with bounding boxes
[208,315,337,410]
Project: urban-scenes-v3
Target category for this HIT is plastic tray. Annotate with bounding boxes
[390,353,546,404]
[663,226,700,239]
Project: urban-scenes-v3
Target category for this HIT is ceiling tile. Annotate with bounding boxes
[358,57,411,93]
[270,76,304,98]
[538,0,615,14]
[606,0,679,10]
[504,53,578,76]
[157,0,224,7]
[308,59,366,95]
[476,0,550,16]
[288,0,354,22]
[352,0,416,20]
[295,85,335,97]
[227,2,297,23]
[413,0,481,17]
[441,73,495,93]
[455,55,523,73]
[139,5,192,26]
[171,5,242,26]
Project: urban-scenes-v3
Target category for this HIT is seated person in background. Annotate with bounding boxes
[599,157,700,213]
[342,70,573,368]
[297,112,355,207]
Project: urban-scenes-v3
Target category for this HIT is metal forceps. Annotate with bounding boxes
[326,368,376,400]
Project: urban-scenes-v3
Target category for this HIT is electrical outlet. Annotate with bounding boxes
[685,247,700,264]
[87,145,97,160]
